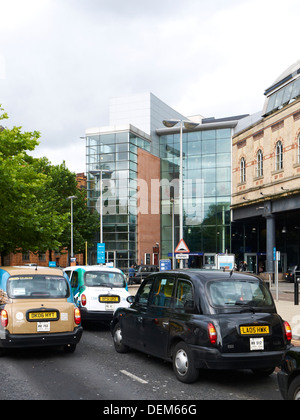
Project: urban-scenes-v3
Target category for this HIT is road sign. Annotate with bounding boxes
[176,253,189,260]
[160,259,172,271]
[97,243,105,264]
[175,239,190,254]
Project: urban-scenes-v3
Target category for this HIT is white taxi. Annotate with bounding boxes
[64,265,130,323]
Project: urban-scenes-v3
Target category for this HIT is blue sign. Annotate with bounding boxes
[97,243,106,264]
[49,261,56,267]
[160,259,172,271]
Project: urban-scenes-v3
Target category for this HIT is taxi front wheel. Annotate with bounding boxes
[113,324,130,353]
[172,342,199,384]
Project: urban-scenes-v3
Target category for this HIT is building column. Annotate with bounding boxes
[265,214,275,273]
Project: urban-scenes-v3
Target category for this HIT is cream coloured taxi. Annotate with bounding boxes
[0,266,83,355]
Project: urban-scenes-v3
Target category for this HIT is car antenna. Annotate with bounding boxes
[35,265,38,271]
[229,269,233,277]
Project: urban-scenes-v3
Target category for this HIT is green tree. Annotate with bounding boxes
[0,106,67,256]
[34,158,99,255]
[0,106,98,261]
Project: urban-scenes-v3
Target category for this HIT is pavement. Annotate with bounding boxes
[269,282,300,344]
[128,281,300,344]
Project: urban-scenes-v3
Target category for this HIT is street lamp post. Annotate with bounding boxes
[162,119,198,268]
[67,195,77,260]
[89,169,112,244]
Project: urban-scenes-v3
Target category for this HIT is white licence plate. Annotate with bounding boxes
[250,337,264,351]
[37,322,50,332]
[105,303,114,311]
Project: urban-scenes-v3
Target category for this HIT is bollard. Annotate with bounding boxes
[294,271,300,305]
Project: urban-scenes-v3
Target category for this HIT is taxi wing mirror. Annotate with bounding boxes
[127,295,135,304]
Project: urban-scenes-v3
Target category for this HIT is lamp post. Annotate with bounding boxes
[67,195,77,260]
[89,169,112,244]
[162,119,198,268]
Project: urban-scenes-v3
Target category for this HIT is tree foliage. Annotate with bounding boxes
[0,106,98,258]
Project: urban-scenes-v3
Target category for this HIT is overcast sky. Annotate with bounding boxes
[0,0,299,173]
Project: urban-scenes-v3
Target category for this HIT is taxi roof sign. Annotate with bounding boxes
[175,239,190,254]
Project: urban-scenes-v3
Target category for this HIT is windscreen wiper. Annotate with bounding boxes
[235,301,256,313]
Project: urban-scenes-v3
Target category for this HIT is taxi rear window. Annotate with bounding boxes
[84,271,126,288]
[7,275,70,299]
[206,279,273,308]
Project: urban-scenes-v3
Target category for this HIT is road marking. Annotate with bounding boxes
[120,370,148,384]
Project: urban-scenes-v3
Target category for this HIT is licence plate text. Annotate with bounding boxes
[29,312,58,321]
[240,326,269,335]
[99,296,119,302]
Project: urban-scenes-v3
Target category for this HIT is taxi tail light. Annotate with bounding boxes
[208,322,217,345]
[81,294,87,306]
[1,310,8,328]
[74,308,81,325]
[284,321,292,342]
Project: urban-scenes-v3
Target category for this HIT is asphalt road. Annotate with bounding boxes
[0,323,283,401]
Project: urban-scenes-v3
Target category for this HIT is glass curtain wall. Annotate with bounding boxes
[160,128,232,261]
[86,131,151,269]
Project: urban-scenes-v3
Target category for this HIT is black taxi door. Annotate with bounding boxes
[140,273,176,358]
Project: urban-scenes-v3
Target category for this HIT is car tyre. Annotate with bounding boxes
[113,323,130,353]
[172,341,199,383]
[288,376,300,400]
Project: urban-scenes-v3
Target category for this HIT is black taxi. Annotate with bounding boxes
[111,269,292,383]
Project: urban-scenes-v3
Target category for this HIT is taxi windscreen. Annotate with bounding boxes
[84,271,126,288]
[7,275,70,299]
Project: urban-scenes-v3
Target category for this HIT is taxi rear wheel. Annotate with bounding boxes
[172,342,199,384]
[113,323,129,353]
[288,376,300,400]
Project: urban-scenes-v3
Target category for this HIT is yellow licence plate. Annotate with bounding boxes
[240,326,270,335]
[99,296,119,302]
[28,311,58,320]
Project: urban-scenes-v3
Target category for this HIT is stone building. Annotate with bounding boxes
[231,60,300,274]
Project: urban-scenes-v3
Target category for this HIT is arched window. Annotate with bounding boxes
[240,157,246,183]
[275,141,283,171]
[257,149,263,177]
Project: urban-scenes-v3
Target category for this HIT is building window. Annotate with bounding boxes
[257,149,263,177]
[22,252,30,262]
[240,157,246,183]
[275,141,283,171]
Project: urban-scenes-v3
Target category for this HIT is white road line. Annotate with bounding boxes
[120,370,148,384]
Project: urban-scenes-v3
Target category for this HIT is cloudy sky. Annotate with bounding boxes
[0,0,299,173]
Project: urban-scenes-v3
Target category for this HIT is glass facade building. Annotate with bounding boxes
[158,126,233,266]
[86,126,152,268]
[85,93,247,269]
